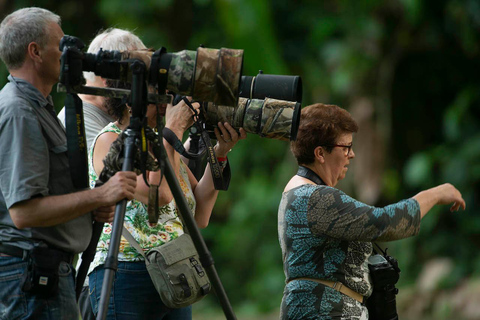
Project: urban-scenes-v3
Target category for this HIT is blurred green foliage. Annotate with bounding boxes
[1,0,479,318]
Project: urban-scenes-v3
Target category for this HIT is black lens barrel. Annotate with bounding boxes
[82,50,123,80]
[239,73,302,103]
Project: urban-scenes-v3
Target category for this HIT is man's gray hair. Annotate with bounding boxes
[84,28,147,83]
[0,7,61,70]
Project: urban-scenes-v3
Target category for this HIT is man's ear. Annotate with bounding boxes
[314,146,325,163]
[27,42,42,62]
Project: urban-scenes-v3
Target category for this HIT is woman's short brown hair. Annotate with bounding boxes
[290,103,358,165]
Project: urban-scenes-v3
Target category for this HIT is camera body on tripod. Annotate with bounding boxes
[366,253,400,320]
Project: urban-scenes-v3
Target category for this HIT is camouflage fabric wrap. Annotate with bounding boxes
[167,50,196,96]
[242,98,263,134]
[194,48,243,106]
[214,48,243,106]
[259,98,300,141]
[204,97,300,141]
[98,127,160,183]
[233,98,248,128]
[204,95,248,129]
[117,49,154,82]
[123,50,154,68]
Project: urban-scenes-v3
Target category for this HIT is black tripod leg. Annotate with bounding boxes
[161,152,237,320]
[96,130,137,320]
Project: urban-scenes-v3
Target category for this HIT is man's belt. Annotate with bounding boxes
[0,244,27,258]
[0,244,74,264]
[289,277,365,304]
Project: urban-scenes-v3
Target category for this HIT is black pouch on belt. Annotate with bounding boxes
[21,246,65,297]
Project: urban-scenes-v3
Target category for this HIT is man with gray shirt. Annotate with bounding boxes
[0,8,137,319]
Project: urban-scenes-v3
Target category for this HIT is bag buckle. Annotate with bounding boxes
[332,281,343,292]
[190,257,205,277]
[178,274,191,298]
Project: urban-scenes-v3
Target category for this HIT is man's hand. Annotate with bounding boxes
[98,171,137,206]
[93,205,115,223]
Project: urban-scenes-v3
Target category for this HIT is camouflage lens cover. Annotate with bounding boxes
[233,98,247,129]
[243,98,300,141]
[260,98,299,141]
[204,102,235,125]
[203,97,300,141]
[195,48,243,106]
[167,50,196,95]
[242,99,263,134]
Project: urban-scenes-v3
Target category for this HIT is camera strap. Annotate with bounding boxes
[185,98,230,191]
[296,166,325,186]
[371,243,401,274]
[145,112,166,223]
[65,93,89,189]
[162,127,204,160]
[372,243,384,255]
[163,97,230,190]
[186,127,206,180]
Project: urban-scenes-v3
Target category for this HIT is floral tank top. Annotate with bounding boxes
[87,122,196,274]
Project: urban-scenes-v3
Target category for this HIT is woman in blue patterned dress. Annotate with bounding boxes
[278,103,466,319]
[87,92,246,320]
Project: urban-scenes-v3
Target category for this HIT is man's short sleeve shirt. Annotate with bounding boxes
[0,75,91,253]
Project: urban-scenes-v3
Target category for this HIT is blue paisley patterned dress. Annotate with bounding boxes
[278,184,421,319]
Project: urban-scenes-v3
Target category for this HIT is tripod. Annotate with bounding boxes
[79,61,236,320]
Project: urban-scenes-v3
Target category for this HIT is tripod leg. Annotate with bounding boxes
[96,130,137,320]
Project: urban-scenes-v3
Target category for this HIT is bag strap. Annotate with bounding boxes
[121,226,147,261]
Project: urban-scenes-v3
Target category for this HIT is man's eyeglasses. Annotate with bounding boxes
[323,144,353,156]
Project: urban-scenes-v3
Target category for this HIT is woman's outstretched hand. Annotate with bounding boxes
[414,183,466,218]
[433,183,466,212]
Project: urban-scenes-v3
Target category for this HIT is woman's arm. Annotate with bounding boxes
[160,98,199,205]
[306,183,465,242]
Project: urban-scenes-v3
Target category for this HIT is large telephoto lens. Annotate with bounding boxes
[68,45,244,107]
[129,48,244,107]
[239,73,302,103]
[204,97,301,141]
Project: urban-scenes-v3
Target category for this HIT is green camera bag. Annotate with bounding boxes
[123,229,211,309]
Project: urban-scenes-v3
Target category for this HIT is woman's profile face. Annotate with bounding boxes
[322,132,355,186]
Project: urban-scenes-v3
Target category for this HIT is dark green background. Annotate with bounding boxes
[1,1,479,319]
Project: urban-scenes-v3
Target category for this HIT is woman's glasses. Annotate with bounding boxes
[323,144,353,156]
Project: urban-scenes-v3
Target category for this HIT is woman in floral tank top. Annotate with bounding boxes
[87,95,246,320]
